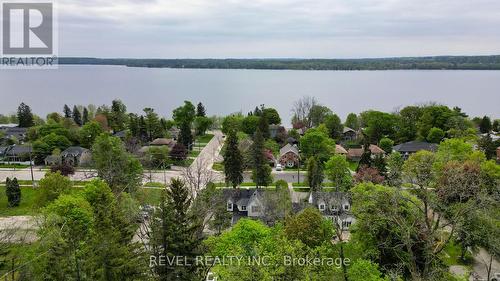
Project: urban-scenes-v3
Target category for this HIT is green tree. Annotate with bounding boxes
[72,105,82,126]
[262,107,281,125]
[285,207,333,248]
[17,102,34,128]
[143,108,163,141]
[82,180,146,280]
[348,259,389,281]
[241,115,260,135]
[306,156,324,190]
[221,114,243,134]
[173,101,196,124]
[92,134,143,193]
[477,134,497,160]
[178,120,194,150]
[63,104,72,118]
[325,154,352,191]
[251,128,273,187]
[36,171,72,207]
[324,114,343,140]
[82,107,89,125]
[5,177,21,207]
[308,105,332,127]
[492,119,499,132]
[300,126,334,162]
[396,105,422,142]
[386,152,404,187]
[416,105,454,139]
[378,137,394,153]
[196,102,206,117]
[258,112,270,139]
[360,110,397,143]
[109,99,127,132]
[150,178,202,281]
[345,113,359,130]
[193,116,212,136]
[426,127,444,143]
[223,130,244,188]
[479,115,492,133]
[79,121,104,148]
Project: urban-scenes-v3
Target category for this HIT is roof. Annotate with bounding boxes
[5,145,31,156]
[113,130,127,138]
[343,127,355,134]
[335,145,348,154]
[44,155,61,162]
[61,146,89,156]
[150,138,175,146]
[347,145,384,158]
[280,143,299,157]
[308,191,352,216]
[393,141,438,153]
[0,146,8,155]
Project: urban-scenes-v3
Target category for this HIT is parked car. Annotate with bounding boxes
[275,164,283,171]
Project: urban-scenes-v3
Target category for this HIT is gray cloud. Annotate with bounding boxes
[57,0,500,57]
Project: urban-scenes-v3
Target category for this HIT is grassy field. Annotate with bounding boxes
[134,188,163,206]
[292,182,336,187]
[195,134,214,144]
[0,164,30,169]
[188,150,201,157]
[212,162,224,171]
[213,182,280,188]
[0,186,39,216]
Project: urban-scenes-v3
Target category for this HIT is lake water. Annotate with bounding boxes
[1,65,499,124]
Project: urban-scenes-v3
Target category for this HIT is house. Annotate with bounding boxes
[113,130,128,140]
[393,141,438,159]
[264,149,276,167]
[61,146,92,166]
[223,189,266,224]
[0,126,28,142]
[307,191,355,230]
[269,124,281,139]
[44,155,61,166]
[150,138,176,149]
[4,145,31,162]
[168,127,180,140]
[335,144,348,156]
[342,127,357,142]
[347,144,385,161]
[279,143,300,168]
[0,146,8,160]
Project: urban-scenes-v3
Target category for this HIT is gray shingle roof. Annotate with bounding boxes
[393,141,438,153]
[61,146,89,157]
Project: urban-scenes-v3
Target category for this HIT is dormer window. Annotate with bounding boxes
[319,204,325,211]
[241,205,247,211]
[343,204,350,211]
[331,205,338,211]
[227,202,233,211]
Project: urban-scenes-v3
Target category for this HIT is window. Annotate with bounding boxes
[319,204,325,210]
[342,221,352,228]
[343,204,350,211]
[251,206,261,213]
[331,205,338,211]
[227,202,233,211]
[241,205,247,211]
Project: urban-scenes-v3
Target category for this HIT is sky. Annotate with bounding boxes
[57,0,500,58]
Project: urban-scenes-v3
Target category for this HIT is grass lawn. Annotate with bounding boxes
[213,182,280,188]
[292,182,335,187]
[0,164,30,169]
[195,134,214,144]
[143,182,166,188]
[347,161,358,171]
[212,162,224,171]
[441,240,473,267]
[189,150,201,157]
[0,186,39,216]
[134,188,163,206]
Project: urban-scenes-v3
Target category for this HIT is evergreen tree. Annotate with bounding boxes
[479,116,492,133]
[110,99,127,132]
[251,128,273,187]
[6,177,21,207]
[63,104,72,118]
[82,107,89,125]
[17,102,34,128]
[306,157,324,191]
[178,121,193,150]
[223,130,244,188]
[138,115,148,142]
[493,119,499,132]
[373,154,387,176]
[150,178,202,281]
[478,134,497,160]
[258,112,270,139]
[196,102,206,117]
[72,105,82,126]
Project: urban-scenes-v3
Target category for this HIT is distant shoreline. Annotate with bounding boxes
[58,55,500,71]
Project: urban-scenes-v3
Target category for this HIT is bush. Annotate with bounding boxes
[6,177,21,207]
[50,162,75,176]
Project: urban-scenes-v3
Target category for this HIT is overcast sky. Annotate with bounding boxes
[58,0,500,58]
